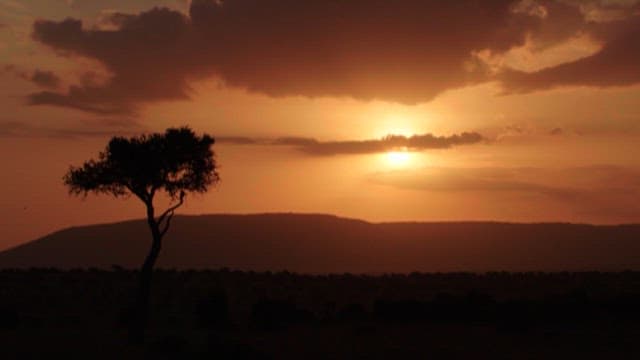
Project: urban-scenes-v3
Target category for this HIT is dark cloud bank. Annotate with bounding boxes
[218,132,485,155]
[27,0,640,114]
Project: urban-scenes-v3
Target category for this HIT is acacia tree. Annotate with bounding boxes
[63,126,219,342]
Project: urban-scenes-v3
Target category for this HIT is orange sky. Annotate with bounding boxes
[1,0,640,250]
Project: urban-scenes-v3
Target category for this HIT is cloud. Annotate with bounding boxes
[3,65,61,89]
[0,121,142,138]
[30,9,194,115]
[500,27,640,92]
[215,136,264,145]
[29,70,61,89]
[218,132,486,155]
[1,124,485,155]
[27,0,541,114]
[370,165,640,221]
[26,0,640,115]
[371,166,576,197]
[499,2,640,92]
[474,123,581,141]
[549,127,563,135]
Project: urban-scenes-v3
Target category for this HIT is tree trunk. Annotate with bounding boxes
[129,204,162,344]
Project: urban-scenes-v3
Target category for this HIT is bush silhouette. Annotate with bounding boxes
[195,289,230,330]
[0,308,19,330]
[337,303,368,322]
[250,299,315,331]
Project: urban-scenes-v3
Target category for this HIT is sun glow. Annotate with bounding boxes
[386,128,413,137]
[385,150,412,167]
[372,112,421,139]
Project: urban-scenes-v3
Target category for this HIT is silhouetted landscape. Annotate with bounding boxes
[4,0,640,357]
[2,214,640,358]
[1,214,639,272]
[2,268,640,359]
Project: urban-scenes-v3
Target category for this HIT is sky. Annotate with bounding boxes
[1,0,640,250]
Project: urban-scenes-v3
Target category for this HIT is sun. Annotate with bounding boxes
[384,150,412,167]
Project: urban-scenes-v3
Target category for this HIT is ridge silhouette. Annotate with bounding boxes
[2,213,639,273]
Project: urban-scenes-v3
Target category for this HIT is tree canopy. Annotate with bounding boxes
[63,126,219,204]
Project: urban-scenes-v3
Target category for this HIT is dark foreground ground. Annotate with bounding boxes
[1,269,640,359]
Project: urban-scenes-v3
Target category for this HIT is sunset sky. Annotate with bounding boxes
[1,0,640,250]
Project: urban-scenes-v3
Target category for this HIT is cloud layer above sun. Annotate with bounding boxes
[24,0,640,114]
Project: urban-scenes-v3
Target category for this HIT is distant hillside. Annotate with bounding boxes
[0,214,639,272]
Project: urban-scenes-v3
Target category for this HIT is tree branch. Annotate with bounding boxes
[149,186,157,200]
[126,183,151,205]
[157,191,185,229]
[160,211,175,238]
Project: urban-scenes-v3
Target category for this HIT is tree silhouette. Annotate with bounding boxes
[63,126,219,342]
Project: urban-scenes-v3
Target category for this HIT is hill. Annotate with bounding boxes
[0,213,639,272]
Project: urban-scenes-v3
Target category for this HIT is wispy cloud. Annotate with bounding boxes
[218,132,486,156]
[370,165,640,222]
[3,65,61,89]
[0,121,143,139]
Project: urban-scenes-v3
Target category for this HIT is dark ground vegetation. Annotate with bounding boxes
[1,269,640,359]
